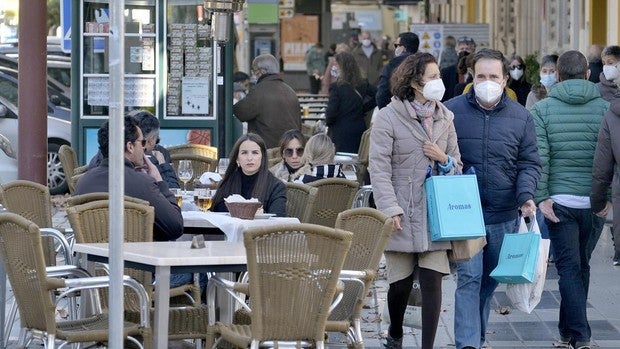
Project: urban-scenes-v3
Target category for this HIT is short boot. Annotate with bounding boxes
[384,335,403,349]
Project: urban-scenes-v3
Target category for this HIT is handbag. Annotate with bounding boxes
[505,215,550,313]
[425,174,486,241]
[489,217,541,283]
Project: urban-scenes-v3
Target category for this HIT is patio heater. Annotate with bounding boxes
[204,0,245,43]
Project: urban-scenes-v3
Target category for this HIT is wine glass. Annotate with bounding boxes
[218,158,229,176]
[177,160,194,195]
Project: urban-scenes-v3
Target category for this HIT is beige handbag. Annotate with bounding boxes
[448,236,487,262]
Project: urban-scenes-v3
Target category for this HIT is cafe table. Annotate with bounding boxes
[73,241,247,349]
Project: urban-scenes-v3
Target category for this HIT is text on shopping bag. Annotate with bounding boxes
[425,174,486,241]
[490,232,541,283]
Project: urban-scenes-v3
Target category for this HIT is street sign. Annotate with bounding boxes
[60,0,71,53]
[279,8,294,19]
[279,0,294,8]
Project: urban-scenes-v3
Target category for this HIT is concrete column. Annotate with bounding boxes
[18,0,47,186]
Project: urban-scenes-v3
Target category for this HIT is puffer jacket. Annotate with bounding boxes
[597,72,618,102]
[369,98,462,253]
[444,89,541,225]
[531,79,609,203]
[591,97,620,230]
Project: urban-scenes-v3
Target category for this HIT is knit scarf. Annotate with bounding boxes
[408,99,436,139]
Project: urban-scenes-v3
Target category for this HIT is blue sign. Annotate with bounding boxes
[60,0,71,53]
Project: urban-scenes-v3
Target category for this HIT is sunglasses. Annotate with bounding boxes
[510,65,524,70]
[283,147,304,157]
[135,138,147,147]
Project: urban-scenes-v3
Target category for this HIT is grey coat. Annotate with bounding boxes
[369,98,463,253]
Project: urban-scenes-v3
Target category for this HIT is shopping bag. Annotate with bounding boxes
[425,174,486,241]
[381,280,422,329]
[506,215,550,313]
[448,236,487,262]
[490,217,541,283]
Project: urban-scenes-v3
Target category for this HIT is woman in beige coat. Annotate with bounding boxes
[369,52,462,349]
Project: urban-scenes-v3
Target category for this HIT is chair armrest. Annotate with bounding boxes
[329,280,345,313]
[54,275,151,328]
[40,227,74,265]
[206,275,251,325]
[74,165,89,175]
[46,265,92,279]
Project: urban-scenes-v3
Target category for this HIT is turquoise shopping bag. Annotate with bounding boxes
[425,174,486,241]
[490,232,541,283]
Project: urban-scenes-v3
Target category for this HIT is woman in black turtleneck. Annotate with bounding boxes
[211,133,287,216]
[269,129,307,182]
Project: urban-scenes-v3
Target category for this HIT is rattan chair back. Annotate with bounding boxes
[285,182,318,223]
[355,128,372,185]
[0,212,151,348]
[213,223,352,348]
[306,178,359,228]
[170,153,218,191]
[167,143,218,159]
[58,145,79,194]
[0,180,57,266]
[66,192,150,208]
[326,208,394,345]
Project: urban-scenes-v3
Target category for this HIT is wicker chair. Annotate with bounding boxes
[285,182,318,223]
[66,199,210,343]
[58,145,88,194]
[170,153,218,191]
[66,191,150,207]
[0,212,152,349]
[306,178,359,228]
[355,128,371,186]
[326,208,394,348]
[206,223,353,349]
[168,143,218,159]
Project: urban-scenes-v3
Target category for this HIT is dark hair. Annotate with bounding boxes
[98,115,139,158]
[473,48,509,77]
[399,32,420,54]
[335,52,363,89]
[233,71,250,83]
[510,55,525,67]
[557,50,588,81]
[278,129,306,159]
[129,109,159,138]
[457,51,472,75]
[211,133,272,208]
[541,54,559,67]
[602,45,620,60]
[390,52,437,100]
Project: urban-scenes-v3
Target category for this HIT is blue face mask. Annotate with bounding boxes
[330,66,339,78]
[540,73,556,88]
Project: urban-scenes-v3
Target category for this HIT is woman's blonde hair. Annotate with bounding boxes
[291,134,335,180]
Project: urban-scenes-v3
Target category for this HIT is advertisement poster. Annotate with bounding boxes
[181,77,210,114]
[281,15,319,71]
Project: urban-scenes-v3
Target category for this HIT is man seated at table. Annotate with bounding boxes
[88,109,181,189]
[74,115,184,242]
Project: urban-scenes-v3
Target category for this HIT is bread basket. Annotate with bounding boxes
[225,201,262,220]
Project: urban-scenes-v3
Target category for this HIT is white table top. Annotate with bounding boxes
[73,241,247,267]
[182,211,300,242]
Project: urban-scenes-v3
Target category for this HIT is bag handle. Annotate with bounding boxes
[517,213,541,235]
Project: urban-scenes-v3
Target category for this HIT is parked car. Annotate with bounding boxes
[0,94,71,194]
[0,66,71,111]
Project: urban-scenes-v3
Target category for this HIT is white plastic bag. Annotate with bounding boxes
[380,280,422,329]
[505,215,550,313]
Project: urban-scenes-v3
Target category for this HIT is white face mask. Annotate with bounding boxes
[395,46,405,57]
[474,80,503,105]
[361,39,371,47]
[603,65,619,81]
[330,66,339,78]
[510,68,524,81]
[421,79,446,101]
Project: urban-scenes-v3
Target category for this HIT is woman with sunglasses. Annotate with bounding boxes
[291,133,346,184]
[507,55,532,106]
[211,133,286,216]
[270,129,307,182]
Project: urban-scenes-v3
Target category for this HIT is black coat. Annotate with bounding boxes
[211,172,287,217]
[509,78,532,107]
[326,80,375,153]
[375,52,412,109]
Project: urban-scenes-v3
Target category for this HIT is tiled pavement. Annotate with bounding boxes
[6,196,620,348]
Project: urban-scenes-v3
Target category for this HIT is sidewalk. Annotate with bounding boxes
[15,198,617,348]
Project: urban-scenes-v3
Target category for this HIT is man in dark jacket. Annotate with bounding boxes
[75,115,184,242]
[531,50,609,349]
[375,32,419,109]
[444,49,541,349]
[233,54,301,148]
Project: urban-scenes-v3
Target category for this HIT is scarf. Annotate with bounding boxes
[408,99,436,139]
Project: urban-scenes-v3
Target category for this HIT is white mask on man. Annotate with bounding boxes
[361,39,372,47]
[603,65,619,81]
[395,46,405,57]
[474,80,503,105]
[422,79,446,101]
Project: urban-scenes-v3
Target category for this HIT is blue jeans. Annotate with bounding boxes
[546,203,604,345]
[454,219,518,349]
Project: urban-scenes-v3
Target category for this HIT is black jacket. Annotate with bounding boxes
[74,158,184,241]
[212,172,287,217]
[376,52,412,109]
